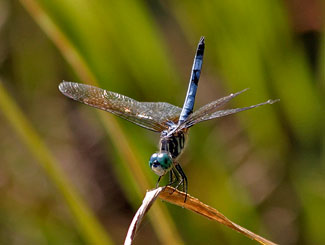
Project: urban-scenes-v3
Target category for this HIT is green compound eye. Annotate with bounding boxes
[149,152,173,176]
[157,153,172,170]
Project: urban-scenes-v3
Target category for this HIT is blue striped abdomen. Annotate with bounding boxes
[177,37,205,125]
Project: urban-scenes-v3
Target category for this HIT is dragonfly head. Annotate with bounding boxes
[149,152,173,176]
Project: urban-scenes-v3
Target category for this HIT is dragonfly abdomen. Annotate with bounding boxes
[160,131,186,159]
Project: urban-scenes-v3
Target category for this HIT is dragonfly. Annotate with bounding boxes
[59,37,278,200]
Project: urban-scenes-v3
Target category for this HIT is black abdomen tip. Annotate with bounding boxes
[199,36,205,44]
[197,36,205,55]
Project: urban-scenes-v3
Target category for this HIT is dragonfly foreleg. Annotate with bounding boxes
[169,169,174,184]
[168,168,179,186]
[166,168,180,195]
[175,164,188,202]
[156,175,162,188]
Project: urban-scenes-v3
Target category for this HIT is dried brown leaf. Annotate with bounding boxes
[125,187,277,245]
[159,187,277,245]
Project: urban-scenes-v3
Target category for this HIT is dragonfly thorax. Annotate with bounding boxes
[159,130,186,159]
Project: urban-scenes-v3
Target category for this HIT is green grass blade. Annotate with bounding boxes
[0,80,113,245]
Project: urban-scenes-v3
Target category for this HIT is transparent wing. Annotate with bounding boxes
[184,99,279,128]
[185,89,249,125]
[59,81,182,132]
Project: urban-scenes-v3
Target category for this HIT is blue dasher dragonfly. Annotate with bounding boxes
[59,37,278,200]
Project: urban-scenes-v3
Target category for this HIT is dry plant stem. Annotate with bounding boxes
[125,187,164,245]
[159,187,277,245]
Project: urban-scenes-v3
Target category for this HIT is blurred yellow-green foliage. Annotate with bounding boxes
[0,0,323,244]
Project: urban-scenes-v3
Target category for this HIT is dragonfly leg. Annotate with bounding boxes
[167,168,180,194]
[167,169,179,186]
[156,175,162,188]
[175,164,188,202]
[169,169,174,184]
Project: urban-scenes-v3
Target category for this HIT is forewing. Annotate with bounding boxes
[59,81,182,132]
[184,99,279,128]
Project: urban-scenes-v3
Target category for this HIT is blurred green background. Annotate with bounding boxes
[0,0,323,244]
